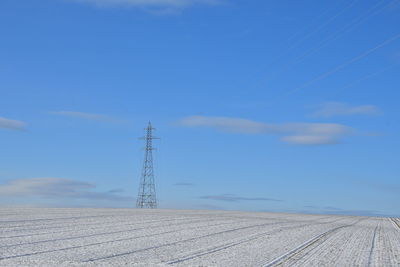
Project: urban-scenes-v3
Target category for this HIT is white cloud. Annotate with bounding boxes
[0,117,26,131]
[280,135,338,145]
[312,102,381,118]
[178,116,353,145]
[0,178,133,202]
[68,0,221,10]
[50,111,123,123]
[179,116,270,134]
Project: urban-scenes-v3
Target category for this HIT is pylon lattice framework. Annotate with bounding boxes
[136,122,158,209]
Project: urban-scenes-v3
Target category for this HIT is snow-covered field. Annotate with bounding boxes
[0,208,399,266]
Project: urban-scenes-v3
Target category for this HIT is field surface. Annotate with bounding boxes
[0,208,399,266]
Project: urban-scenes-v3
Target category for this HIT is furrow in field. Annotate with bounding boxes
[1,215,344,255]
[0,217,233,250]
[161,217,359,267]
[0,219,252,261]
[0,213,188,231]
[372,218,400,266]
[0,215,115,225]
[0,216,216,240]
[390,218,400,231]
[1,208,398,266]
[81,217,351,264]
[367,221,380,266]
[259,218,365,267]
[291,218,375,266]
[165,222,335,265]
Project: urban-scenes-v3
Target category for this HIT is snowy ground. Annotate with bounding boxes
[0,208,399,266]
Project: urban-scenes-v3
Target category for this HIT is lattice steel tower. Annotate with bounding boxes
[136,122,158,208]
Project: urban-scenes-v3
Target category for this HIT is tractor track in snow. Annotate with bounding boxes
[83,217,349,263]
[390,218,400,231]
[0,220,257,261]
[2,209,397,266]
[165,221,340,265]
[367,221,380,267]
[0,216,217,239]
[260,218,365,267]
[0,215,114,225]
[0,217,233,249]
[0,214,342,239]
[0,214,190,230]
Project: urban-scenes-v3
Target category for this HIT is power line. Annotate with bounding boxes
[281,0,359,56]
[263,0,396,84]
[277,31,400,100]
[290,0,397,67]
[285,3,336,44]
[331,62,400,97]
[263,0,359,79]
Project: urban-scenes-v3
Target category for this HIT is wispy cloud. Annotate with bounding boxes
[107,188,125,193]
[178,116,353,145]
[354,181,400,195]
[0,178,133,202]
[0,117,26,131]
[312,102,381,118]
[195,204,225,210]
[302,205,387,217]
[179,116,268,134]
[50,111,123,123]
[174,182,195,186]
[280,135,339,145]
[67,0,222,12]
[371,183,400,195]
[200,194,282,202]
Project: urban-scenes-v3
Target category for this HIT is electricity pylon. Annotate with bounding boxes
[136,122,158,209]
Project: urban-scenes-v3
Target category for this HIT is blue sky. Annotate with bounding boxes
[1,0,399,217]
